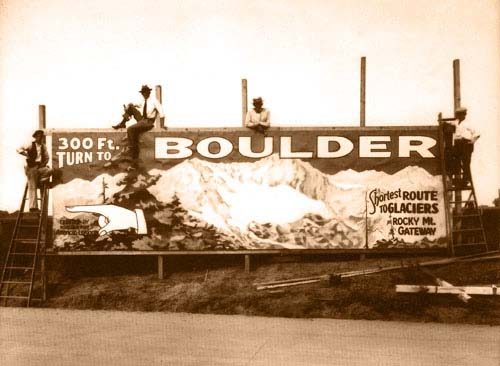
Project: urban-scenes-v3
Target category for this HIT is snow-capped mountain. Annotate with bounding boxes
[146,154,445,244]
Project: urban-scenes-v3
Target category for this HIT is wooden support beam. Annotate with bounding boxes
[155,85,165,129]
[419,267,470,302]
[360,57,366,127]
[241,79,248,127]
[39,105,46,129]
[256,274,338,291]
[37,106,47,301]
[244,254,251,273]
[158,255,165,279]
[396,284,499,296]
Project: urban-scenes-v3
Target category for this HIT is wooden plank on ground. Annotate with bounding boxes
[419,267,471,303]
[396,285,500,296]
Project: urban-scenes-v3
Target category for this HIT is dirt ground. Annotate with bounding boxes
[36,254,500,325]
[3,308,499,366]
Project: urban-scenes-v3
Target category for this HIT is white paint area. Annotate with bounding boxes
[222,183,329,230]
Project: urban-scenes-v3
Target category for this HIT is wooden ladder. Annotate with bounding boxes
[0,182,49,307]
[446,175,489,255]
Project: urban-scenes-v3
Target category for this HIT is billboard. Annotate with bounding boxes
[50,127,446,251]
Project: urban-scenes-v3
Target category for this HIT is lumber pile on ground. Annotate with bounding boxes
[253,252,500,296]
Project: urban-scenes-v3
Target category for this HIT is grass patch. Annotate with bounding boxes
[36,255,500,325]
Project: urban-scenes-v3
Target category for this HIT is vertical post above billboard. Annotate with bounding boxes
[453,59,461,111]
[39,105,46,129]
[155,85,164,129]
[360,57,366,127]
[242,79,248,127]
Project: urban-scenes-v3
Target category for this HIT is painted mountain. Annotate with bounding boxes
[52,154,446,251]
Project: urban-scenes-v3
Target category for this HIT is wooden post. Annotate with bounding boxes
[241,79,248,127]
[155,85,165,129]
[39,105,46,129]
[244,254,251,273]
[453,59,461,112]
[452,59,462,254]
[438,120,454,256]
[360,57,366,127]
[39,104,48,301]
[158,255,165,279]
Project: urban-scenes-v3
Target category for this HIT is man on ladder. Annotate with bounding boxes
[442,107,480,188]
[440,107,487,255]
[16,129,53,212]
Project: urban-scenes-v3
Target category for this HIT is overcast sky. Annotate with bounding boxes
[0,0,499,211]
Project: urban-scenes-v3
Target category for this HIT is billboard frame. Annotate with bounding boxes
[45,124,448,256]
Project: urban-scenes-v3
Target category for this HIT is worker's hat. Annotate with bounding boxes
[253,97,263,103]
[32,129,45,138]
[139,85,152,93]
[455,107,468,114]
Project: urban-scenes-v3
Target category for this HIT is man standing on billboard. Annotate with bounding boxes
[112,85,164,164]
[245,97,270,134]
[17,130,53,212]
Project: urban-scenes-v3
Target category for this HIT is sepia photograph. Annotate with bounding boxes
[1,0,499,365]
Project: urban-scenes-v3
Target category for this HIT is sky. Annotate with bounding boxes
[0,0,499,211]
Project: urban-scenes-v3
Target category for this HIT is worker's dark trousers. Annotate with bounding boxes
[453,139,474,182]
[443,124,459,177]
[122,105,154,159]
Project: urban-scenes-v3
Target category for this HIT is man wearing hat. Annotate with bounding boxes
[112,85,164,162]
[17,130,53,212]
[443,107,480,186]
[245,97,270,133]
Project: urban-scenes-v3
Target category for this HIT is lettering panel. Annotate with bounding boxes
[51,127,445,251]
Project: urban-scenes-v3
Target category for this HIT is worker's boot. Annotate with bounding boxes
[112,113,131,129]
[112,121,127,130]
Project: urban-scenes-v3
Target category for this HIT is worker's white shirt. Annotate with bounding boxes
[245,109,270,127]
[132,96,165,119]
[445,120,480,142]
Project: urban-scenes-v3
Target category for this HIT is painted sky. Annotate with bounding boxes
[0,0,499,211]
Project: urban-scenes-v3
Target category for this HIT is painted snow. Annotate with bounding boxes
[52,154,446,251]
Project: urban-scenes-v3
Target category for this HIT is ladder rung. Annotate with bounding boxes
[3,266,33,270]
[447,187,472,191]
[454,243,488,248]
[14,239,44,243]
[453,213,481,218]
[19,224,40,228]
[449,201,475,205]
[0,296,42,302]
[452,228,484,233]
[1,281,32,284]
[10,253,36,256]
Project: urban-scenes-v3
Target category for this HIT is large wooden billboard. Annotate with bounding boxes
[50,127,446,252]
